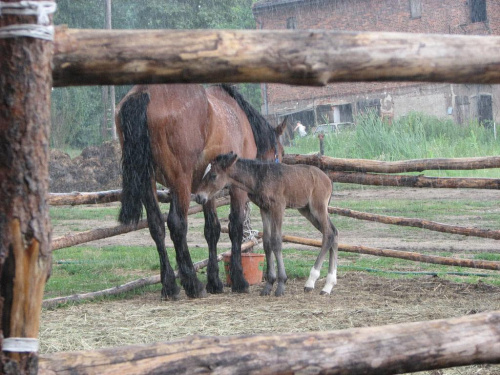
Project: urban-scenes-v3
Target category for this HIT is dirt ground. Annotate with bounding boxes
[41,187,500,374]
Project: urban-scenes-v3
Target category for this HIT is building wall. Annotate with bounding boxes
[253,0,500,126]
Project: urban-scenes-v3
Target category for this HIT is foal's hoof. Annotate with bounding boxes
[320,290,331,296]
[304,286,314,293]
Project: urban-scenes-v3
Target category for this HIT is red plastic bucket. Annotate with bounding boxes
[223,253,265,286]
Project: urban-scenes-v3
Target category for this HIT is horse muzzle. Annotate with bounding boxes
[194,193,208,205]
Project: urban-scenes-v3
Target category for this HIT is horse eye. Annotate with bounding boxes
[209,173,217,181]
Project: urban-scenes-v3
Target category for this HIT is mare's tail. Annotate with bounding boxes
[117,92,154,225]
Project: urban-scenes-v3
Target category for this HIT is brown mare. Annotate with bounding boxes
[195,152,339,297]
[115,84,285,299]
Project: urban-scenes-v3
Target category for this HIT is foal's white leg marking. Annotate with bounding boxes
[321,272,337,295]
[305,267,320,289]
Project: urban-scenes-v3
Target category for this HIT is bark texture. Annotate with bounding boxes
[52,28,500,86]
[38,311,500,375]
[0,2,53,373]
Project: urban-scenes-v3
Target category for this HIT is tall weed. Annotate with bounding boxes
[290,111,500,161]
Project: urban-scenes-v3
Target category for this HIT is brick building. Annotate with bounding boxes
[252,0,500,137]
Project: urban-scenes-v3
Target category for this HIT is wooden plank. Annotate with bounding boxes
[38,311,500,374]
[52,28,500,86]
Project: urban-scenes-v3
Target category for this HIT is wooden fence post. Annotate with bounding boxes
[0,1,55,373]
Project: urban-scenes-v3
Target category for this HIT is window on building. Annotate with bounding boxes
[470,0,487,23]
[286,17,296,29]
[409,0,422,19]
[357,99,381,116]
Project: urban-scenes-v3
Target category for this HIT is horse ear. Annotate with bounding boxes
[276,116,288,136]
[221,152,238,170]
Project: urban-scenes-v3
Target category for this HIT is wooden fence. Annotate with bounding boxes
[3,14,500,375]
[43,152,500,308]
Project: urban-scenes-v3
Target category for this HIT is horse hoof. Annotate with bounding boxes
[161,285,181,301]
[304,287,314,293]
[260,289,271,296]
[275,290,285,297]
[231,278,250,293]
[206,279,224,294]
[320,290,331,296]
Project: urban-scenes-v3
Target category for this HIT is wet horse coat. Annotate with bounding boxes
[196,152,339,296]
[116,84,284,299]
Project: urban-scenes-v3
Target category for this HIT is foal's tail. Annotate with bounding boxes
[117,92,154,225]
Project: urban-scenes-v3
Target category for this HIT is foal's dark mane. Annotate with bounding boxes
[219,84,278,158]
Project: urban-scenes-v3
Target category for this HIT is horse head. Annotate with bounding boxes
[195,152,238,205]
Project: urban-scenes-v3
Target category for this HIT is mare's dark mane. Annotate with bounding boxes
[219,84,278,158]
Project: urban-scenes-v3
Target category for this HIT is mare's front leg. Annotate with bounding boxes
[260,210,275,296]
[228,188,249,293]
[143,181,180,300]
[167,191,206,298]
[203,199,223,294]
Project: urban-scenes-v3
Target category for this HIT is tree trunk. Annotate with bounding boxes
[38,311,500,375]
[52,28,500,86]
[0,1,54,373]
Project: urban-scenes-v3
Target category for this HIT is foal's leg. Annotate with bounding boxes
[203,198,223,294]
[260,210,276,296]
[228,188,249,293]
[299,206,336,294]
[143,181,179,300]
[167,190,206,298]
[321,220,339,295]
[270,211,287,297]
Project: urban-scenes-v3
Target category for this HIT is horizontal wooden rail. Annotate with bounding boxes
[53,28,500,87]
[48,190,172,206]
[43,238,258,309]
[283,154,500,173]
[281,234,500,271]
[329,206,500,240]
[51,198,230,250]
[327,171,500,189]
[38,311,500,374]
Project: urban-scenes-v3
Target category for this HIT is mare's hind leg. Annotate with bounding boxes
[167,191,206,298]
[203,199,223,294]
[143,182,179,300]
[228,188,249,293]
[299,206,336,294]
[260,211,276,296]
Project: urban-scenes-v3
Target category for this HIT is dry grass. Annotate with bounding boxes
[41,272,500,374]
